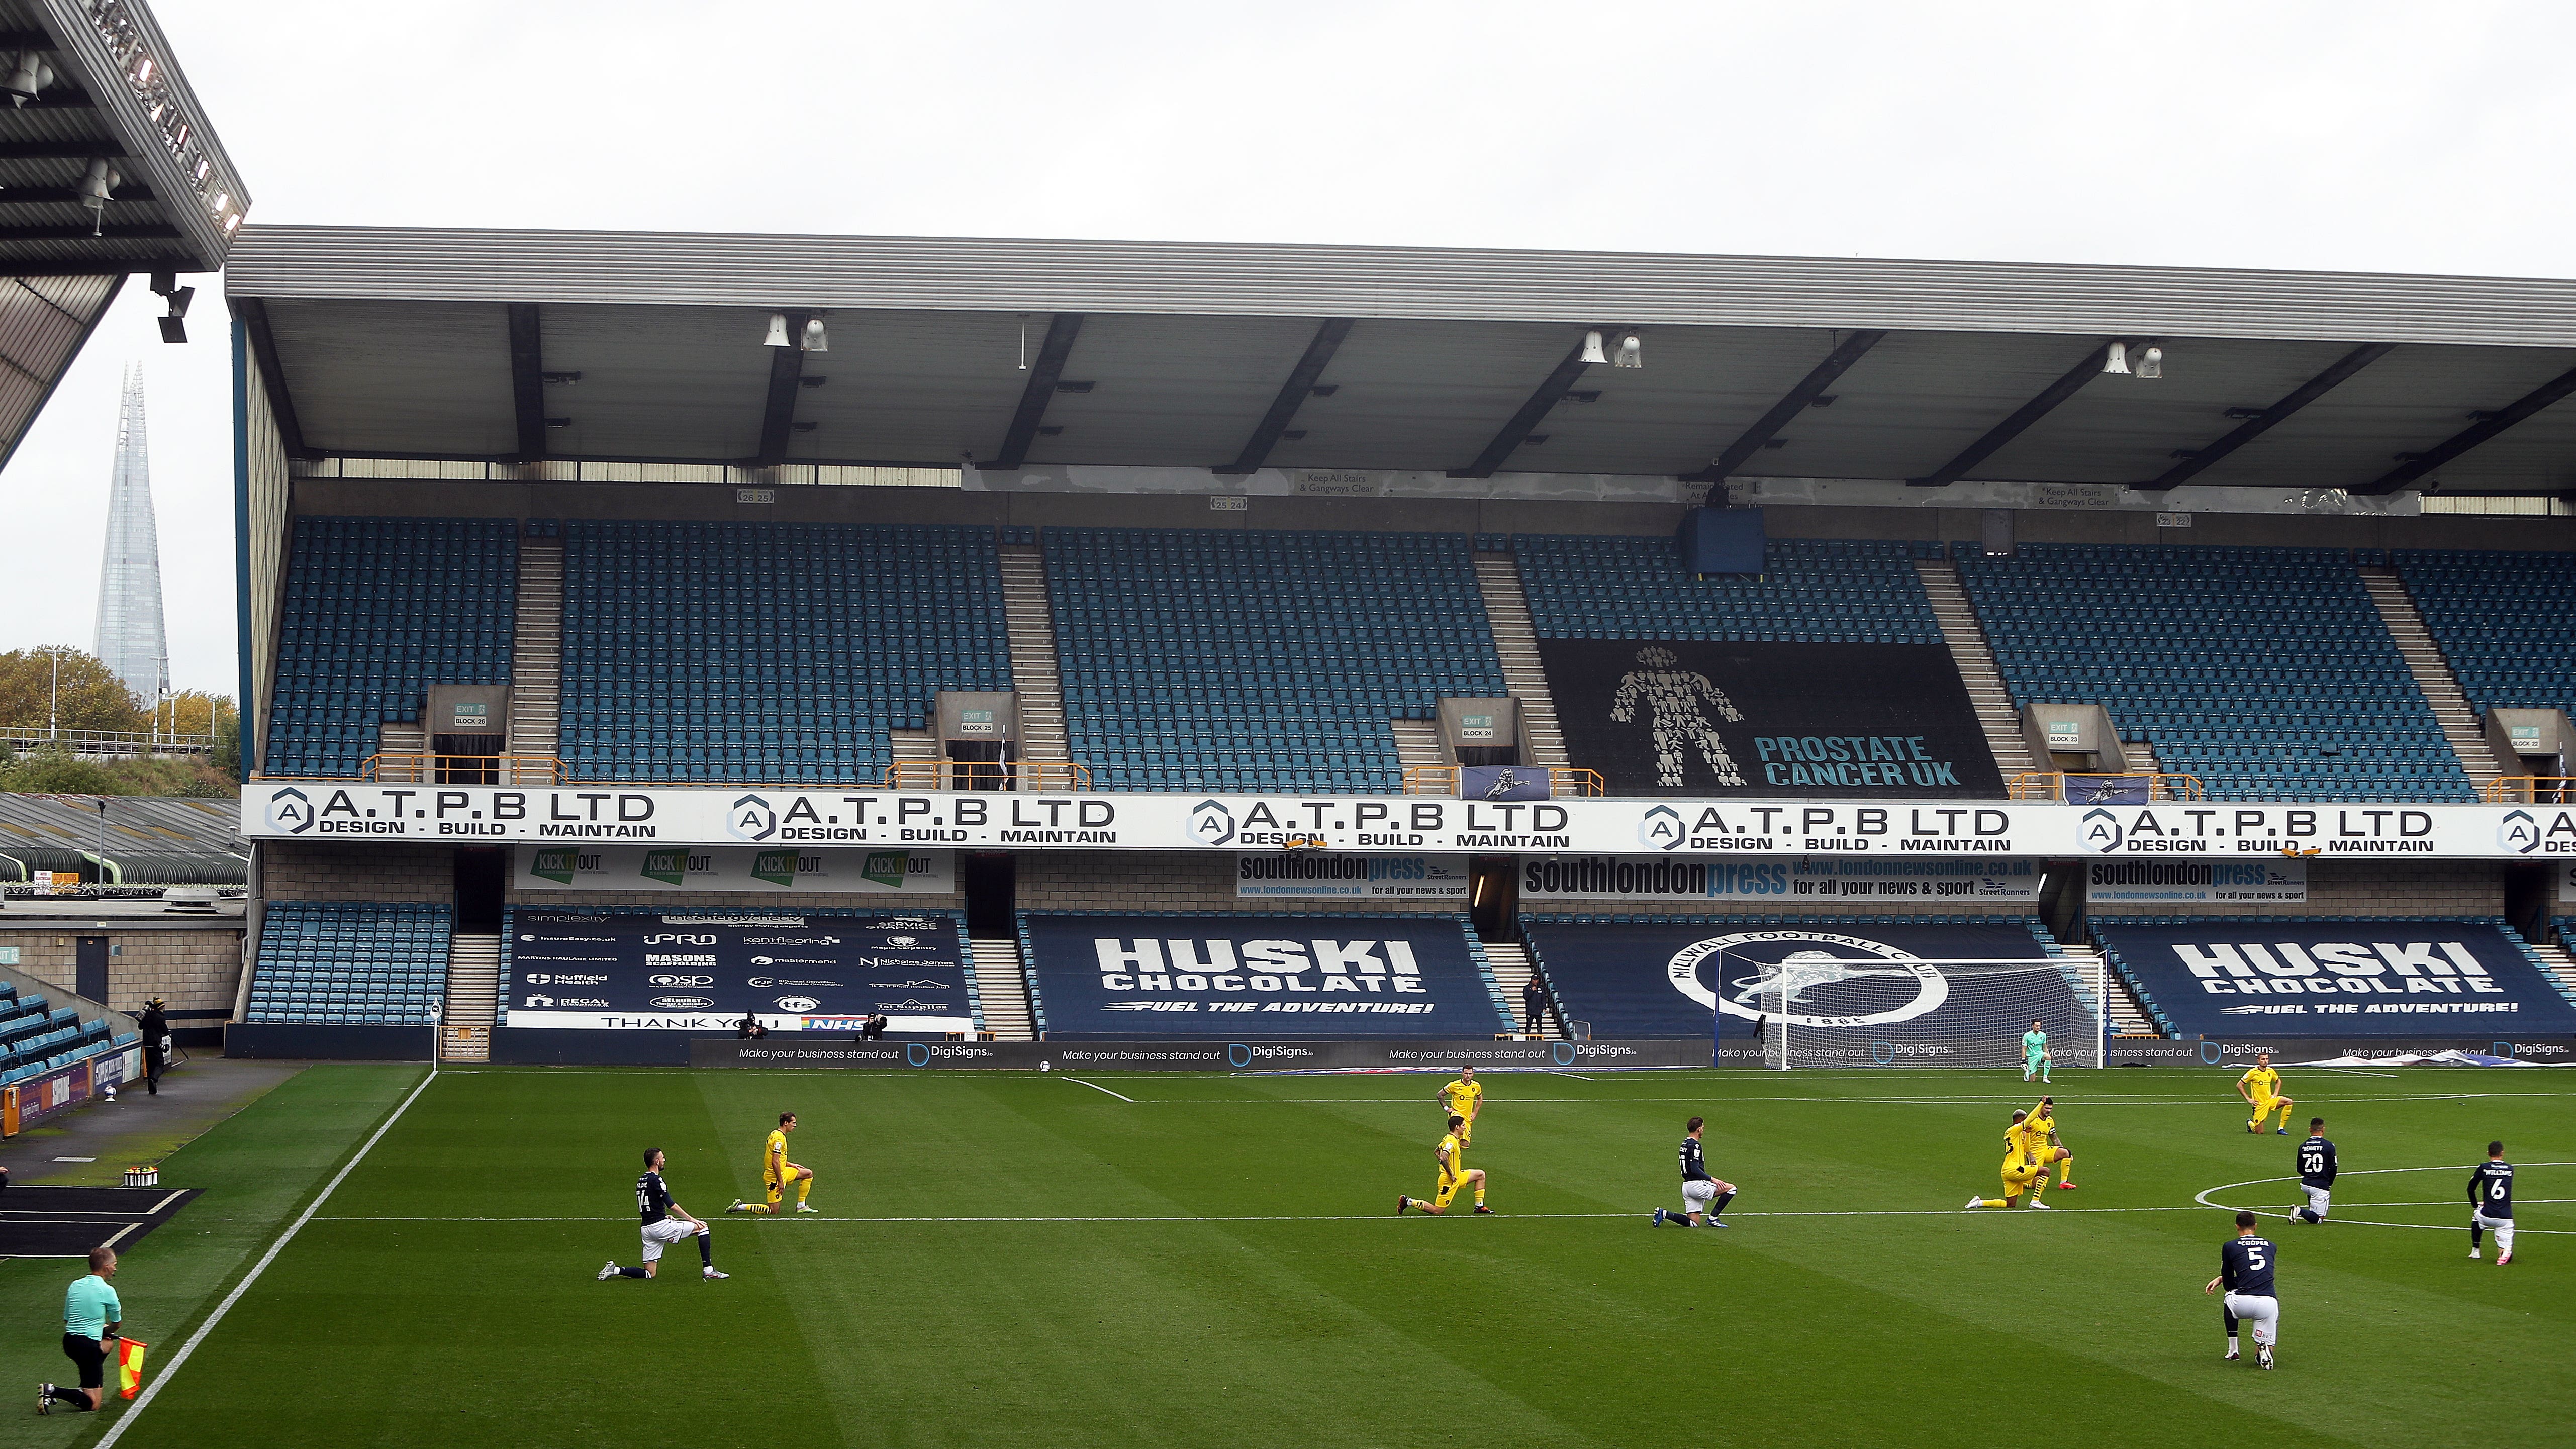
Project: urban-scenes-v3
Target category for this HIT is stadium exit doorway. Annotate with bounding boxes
[453,848,506,933]
[963,853,1015,937]
[1468,857,1517,941]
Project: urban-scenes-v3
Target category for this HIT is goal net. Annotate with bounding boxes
[1726,951,2107,1071]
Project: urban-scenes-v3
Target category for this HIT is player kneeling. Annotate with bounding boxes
[1398,1115,1488,1215]
[601,1149,727,1282]
[1652,1115,1736,1228]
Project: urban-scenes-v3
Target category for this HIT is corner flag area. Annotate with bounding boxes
[12,1065,2566,1448]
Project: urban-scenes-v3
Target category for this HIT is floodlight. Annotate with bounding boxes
[2102,341,2131,376]
[1614,331,1643,368]
[1,52,51,107]
[763,312,790,347]
[156,316,184,344]
[800,316,828,353]
[1579,329,1608,365]
[2134,345,2163,379]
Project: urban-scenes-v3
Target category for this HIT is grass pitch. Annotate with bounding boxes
[8,1063,2569,1449]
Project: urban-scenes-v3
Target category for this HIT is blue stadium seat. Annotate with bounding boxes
[243,901,454,1026]
[1046,528,1507,793]
[1959,544,2472,802]
[2397,550,2576,724]
[1516,535,1944,644]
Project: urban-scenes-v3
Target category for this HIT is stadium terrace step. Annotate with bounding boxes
[441,932,500,1061]
[1477,939,1561,1039]
[2359,566,2505,785]
[1915,560,2036,779]
[998,544,1071,766]
[509,539,564,759]
[1390,719,1444,770]
[2529,940,2576,1002]
[2059,944,2155,1036]
[969,936,1035,1041]
[1473,554,1569,767]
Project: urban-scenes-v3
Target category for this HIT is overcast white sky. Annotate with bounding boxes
[5,0,2573,697]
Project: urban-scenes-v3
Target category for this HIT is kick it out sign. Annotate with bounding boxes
[515,845,954,893]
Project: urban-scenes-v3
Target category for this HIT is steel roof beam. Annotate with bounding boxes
[750,309,812,468]
[2356,361,2576,496]
[1682,329,1885,484]
[0,142,124,159]
[1213,316,1351,475]
[0,183,152,204]
[0,223,178,240]
[1449,338,1596,479]
[235,298,313,460]
[2141,341,2395,491]
[507,303,546,463]
[1910,340,2131,487]
[989,313,1083,470]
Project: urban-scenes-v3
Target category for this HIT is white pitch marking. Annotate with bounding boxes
[1546,1071,1597,1081]
[314,1203,2224,1225]
[1063,1077,1135,1102]
[97,1064,441,1449]
[2195,1163,2574,1235]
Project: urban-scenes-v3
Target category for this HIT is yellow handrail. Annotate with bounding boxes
[2485,777,2576,804]
[2008,770,2204,801]
[881,760,1093,792]
[1403,764,1605,797]
[361,753,563,785]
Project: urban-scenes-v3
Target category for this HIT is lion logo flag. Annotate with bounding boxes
[117,1337,147,1400]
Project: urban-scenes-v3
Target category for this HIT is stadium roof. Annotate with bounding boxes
[228,227,2576,496]
[0,792,245,884]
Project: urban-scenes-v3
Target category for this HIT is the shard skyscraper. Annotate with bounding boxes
[93,364,167,708]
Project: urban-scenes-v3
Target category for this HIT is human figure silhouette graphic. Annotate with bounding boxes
[1608,646,1745,788]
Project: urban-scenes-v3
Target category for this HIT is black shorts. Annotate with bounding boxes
[62,1333,105,1390]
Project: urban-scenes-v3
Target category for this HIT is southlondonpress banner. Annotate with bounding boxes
[1519,855,2042,904]
[2091,920,2576,1038]
[1018,913,1508,1038]
[1233,853,1469,900]
[240,783,2576,858]
[1536,639,2003,798]
[2083,858,2307,905]
[504,910,973,1033]
[514,845,952,894]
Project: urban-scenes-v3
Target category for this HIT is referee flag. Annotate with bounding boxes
[117,1337,148,1399]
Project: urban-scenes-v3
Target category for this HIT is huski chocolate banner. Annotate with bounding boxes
[1536,640,2002,798]
[514,845,952,894]
[2092,920,2576,1038]
[1019,913,1507,1038]
[504,910,972,1033]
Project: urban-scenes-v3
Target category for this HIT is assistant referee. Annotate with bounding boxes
[38,1246,121,1414]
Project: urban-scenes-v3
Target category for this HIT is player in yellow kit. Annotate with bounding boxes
[2238,1053,2296,1136]
[1965,1109,2053,1210]
[1436,1066,1483,1147]
[1397,1115,1490,1215]
[2025,1095,2076,1192]
[725,1111,816,1214]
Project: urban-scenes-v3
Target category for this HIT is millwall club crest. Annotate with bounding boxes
[265,786,317,834]
[1666,930,1950,1029]
[1187,799,1236,847]
[727,793,778,842]
[1637,804,1684,852]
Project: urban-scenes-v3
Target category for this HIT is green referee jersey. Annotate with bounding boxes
[63,1274,118,1338]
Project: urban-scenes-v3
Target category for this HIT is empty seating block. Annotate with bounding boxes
[2397,550,2576,719]
[1517,536,1943,642]
[1047,528,1507,793]
[558,522,1010,784]
[1961,544,2470,802]
[265,517,518,778]
[244,901,453,1027]
[0,984,118,1085]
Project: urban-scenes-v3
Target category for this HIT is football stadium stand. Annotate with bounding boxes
[1046,529,1507,792]
[264,518,517,779]
[243,902,453,1026]
[557,521,1011,784]
[0,985,129,1087]
[2089,916,2576,1038]
[1514,535,1944,642]
[1959,544,2474,802]
[2396,549,2576,720]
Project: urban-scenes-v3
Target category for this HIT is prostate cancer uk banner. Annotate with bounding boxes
[1018,913,1508,1038]
[1536,639,2003,799]
[2092,920,2576,1038]
[505,910,973,1034]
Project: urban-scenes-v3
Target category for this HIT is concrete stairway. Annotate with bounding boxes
[510,539,564,769]
[1391,720,1444,772]
[1478,939,1561,1039]
[2060,944,2157,1037]
[1917,560,2035,781]
[1472,554,1568,767]
[970,937,1035,1040]
[2527,939,2576,1001]
[440,932,500,1061]
[998,544,1071,765]
[2359,565,2506,790]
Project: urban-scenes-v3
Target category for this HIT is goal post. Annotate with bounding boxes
[1715,950,2107,1071]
